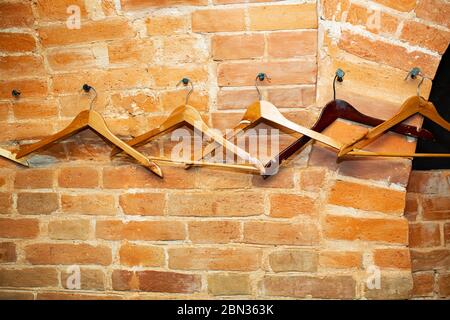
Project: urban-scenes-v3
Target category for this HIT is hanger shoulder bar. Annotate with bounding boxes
[16,111,90,159]
[0,148,29,166]
[88,111,163,178]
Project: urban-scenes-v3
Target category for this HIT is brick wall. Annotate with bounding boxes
[406,170,450,299]
[0,0,448,300]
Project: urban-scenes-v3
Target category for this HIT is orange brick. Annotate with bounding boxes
[0,79,48,99]
[217,88,259,110]
[374,248,411,269]
[243,221,319,245]
[0,193,12,214]
[161,35,208,63]
[61,268,105,291]
[401,21,450,54]
[218,59,317,86]
[25,243,112,265]
[438,273,450,297]
[61,194,116,215]
[445,223,450,245]
[0,267,58,288]
[167,192,264,217]
[112,269,201,293]
[338,30,440,78]
[422,196,450,220]
[46,47,98,72]
[373,0,417,12]
[411,249,450,272]
[108,39,155,65]
[168,247,261,271]
[328,180,405,215]
[58,167,99,188]
[249,4,317,31]
[96,220,186,241]
[12,100,58,120]
[122,0,207,11]
[268,31,317,58]
[192,9,245,32]
[298,167,327,192]
[416,0,450,28]
[149,64,208,87]
[38,18,135,47]
[119,243,165,267]
[188,221,241,244]
[0,291,34,300]
[0,122,55,141]
[17,192,58,215]
[412,272,434,297]
[262,275,355,299]
[119,193,165,216]
[212,34,265,60]
[319,251,362,269]
[207,274,251,296]
[325,215,409,244]
[269,250,318,272]
[146,15,189,35]
[111,92,161,114]
[269,194,316,218]
[48,220,91,240]
[0,33,36,53]
[321,0,350,21]
[14,169,54,189]
[0,242,16,263]
[0,218,39,239]
[0,2,34,28]
[35,0,87,21]
[409,223,441,248]
[36,292,120,300]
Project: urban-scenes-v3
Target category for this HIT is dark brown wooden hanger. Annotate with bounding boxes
[262,69,434,178]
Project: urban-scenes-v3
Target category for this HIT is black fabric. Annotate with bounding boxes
[413,46,450,170]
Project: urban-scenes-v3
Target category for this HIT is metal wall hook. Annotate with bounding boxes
[405,67,425,97]
[176,78,194,105]
[333,68,345,100]
[255,73,271,101]
[82,84,97,111]
[12,89,21,98]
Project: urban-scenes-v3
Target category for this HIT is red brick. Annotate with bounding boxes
[195,168,252,189]
[412,272,434,297]
[0,79,48,99]
[119,193,165,216]
[411,249,450,271]
[35,0,87,21]
[0,193,12,214]
[25,243,112,266]
[262,275,355,299]
[298,167,327,192]
[146,15,189,35]
[268,31,317,58]
[217,88,259,110]
[422,196,450,220]
[61,268,105,291]
[0,2,34,28]
[269,194,316,218]
[0,267,58,287]
[48,220,91,240]
[212,34,264,60]
[0,242,16,263]
[12,100,59,120]
[438,273,450,297]
[46,47,98,72]
[445,223,450,245]
[0,291,34,300]
[249,4,318,31]
[319,251,362,269]
[328,180,406,215]
[188,221,241,244]
[374,248,411,269]
[0,219,39,239]
[108,39,155,65]
[0,33,36,53]
[416,0,450,28]
[61,194,116,215]
[17,192,58,215]
[14,169,54,189]
[252,168,295,188]
[243,221,319,245]
[218,59,317,87]
[168,247,261,271]
[409,223,441,248]
[58,167,99,188]
[373,0,416,12]
[269,250,318,272]
[122,0,207,11]
[325,215,409,244]
[96,220,186,241]
[192,9,245,32]
[119,243,164,267]
[37,292,120,300]
[400,20,450,54]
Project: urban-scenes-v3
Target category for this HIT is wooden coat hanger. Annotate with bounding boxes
[16,85,163,177]
[110,78,265,173]
[187,73,345,169]
[339,69,450,158]
[0,90,29,166]
[261,69,435,177]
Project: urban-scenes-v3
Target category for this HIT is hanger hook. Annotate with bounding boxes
[333,68,345,100]
[176,78,194,105]
[255,73,271,101]
[82,84,97,111]
[405,67,424,97]
[11,89,21,99]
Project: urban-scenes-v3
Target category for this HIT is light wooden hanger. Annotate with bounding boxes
[110,78,265,173]
[339,68,450,158]
[187,73,346,168]
[16,85,163,177]
[0,90,29,166]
